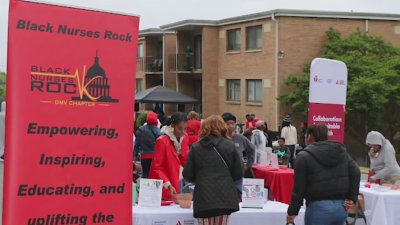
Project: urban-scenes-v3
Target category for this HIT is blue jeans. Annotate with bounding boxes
[286,145,295,168]
[140,159,152,178]
[235,179,243,193]
[305,200,347,225]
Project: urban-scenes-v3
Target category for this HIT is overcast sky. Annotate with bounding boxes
[1,0,400,71]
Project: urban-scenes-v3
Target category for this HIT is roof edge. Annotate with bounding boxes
[157,9,400,31]
[139,28,175,37]
[160,19,218,30]
[218,9,400,25]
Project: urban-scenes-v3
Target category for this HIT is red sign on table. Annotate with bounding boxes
[4,1,139,224]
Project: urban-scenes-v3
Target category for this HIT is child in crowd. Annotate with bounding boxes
[274,138,290,166]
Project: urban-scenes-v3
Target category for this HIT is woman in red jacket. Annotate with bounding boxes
[149,112,189,200]
[186,111,201,146]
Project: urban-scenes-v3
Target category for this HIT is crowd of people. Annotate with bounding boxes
[133,109,400,225]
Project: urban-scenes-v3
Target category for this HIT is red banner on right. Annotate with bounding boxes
[308,58,348,143]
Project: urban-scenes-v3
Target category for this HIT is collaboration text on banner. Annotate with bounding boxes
[308,103,346,142]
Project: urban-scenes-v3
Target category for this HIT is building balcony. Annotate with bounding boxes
[136,58,144,74]
[136,56,163,74]
[168,53,202,74]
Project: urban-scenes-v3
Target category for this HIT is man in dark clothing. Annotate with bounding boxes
[222,113,256,192]
[299,122,308,150]
[287,124,360,225]
[134,112,161,178]
[153,104,165,125]
[263,121,273,148]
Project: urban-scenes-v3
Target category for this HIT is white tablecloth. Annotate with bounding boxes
[360,184,400,225]
[133,201,305,225]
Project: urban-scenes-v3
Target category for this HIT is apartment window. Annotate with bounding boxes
[227,29,241,51]
[246,79,262,102]
[226,79,241,101]
[136,79,143,93]
[246,26,262,50]
[137,44,143,59]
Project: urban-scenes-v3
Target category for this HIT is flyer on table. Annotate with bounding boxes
[242,179,265,208]
[138,179,163,208]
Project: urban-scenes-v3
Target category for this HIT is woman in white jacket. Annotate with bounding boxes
[281,115,297,168]
[366,131,400,184]
[251,120,268,164]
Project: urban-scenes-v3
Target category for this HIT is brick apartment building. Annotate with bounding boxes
[136,9,400,130]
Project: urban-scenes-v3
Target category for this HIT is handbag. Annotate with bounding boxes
[212,144,242,199]
[211,144,229,170]
[211,144,238,180]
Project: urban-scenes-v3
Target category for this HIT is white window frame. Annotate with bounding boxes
[246,79,262,103]
[246,25,263,50]
[226,79,241,102]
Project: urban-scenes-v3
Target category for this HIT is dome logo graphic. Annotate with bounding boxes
[71,51,118,103]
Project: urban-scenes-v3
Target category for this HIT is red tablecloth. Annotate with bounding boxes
[252,165,294,204]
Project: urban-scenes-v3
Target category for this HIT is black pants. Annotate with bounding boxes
[141,159,152,178]
[286,145,295,168]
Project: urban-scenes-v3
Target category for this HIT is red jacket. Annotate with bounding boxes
[186,119,201,145]
[149,134,189,200]
[245,119,259,130]
[245,121,254,130]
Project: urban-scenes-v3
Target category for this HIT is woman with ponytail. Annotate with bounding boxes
[149,112,190,200]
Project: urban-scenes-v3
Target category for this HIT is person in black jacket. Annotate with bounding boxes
[263,121,273,148]
[299,122,307,150]
[183,115,243,225]
[134,112,161,178]
[287,123,360,225]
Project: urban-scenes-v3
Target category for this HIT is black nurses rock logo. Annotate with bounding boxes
[30,51,119,105]
[71,52,118,103]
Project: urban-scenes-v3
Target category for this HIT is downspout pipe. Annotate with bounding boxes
[272,13,279,130]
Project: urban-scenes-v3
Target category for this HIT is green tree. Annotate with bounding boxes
[279,28,400,148]
[0,72,6,103]
[134,112,148,133]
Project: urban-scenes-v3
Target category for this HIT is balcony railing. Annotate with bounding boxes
[136,58,144,73]
[168,54,202,72]
[136,56,163,73]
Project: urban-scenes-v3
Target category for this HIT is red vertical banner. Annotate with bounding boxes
[308,58,348,143]
[4,1,139,225]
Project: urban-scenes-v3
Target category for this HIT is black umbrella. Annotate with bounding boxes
[135,86,199,104]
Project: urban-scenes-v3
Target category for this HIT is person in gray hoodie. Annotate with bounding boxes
[366,131,400,184]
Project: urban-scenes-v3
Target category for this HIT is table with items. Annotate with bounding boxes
[133,201,304,225]
[359,182,400,225]
[252,165,294,204]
